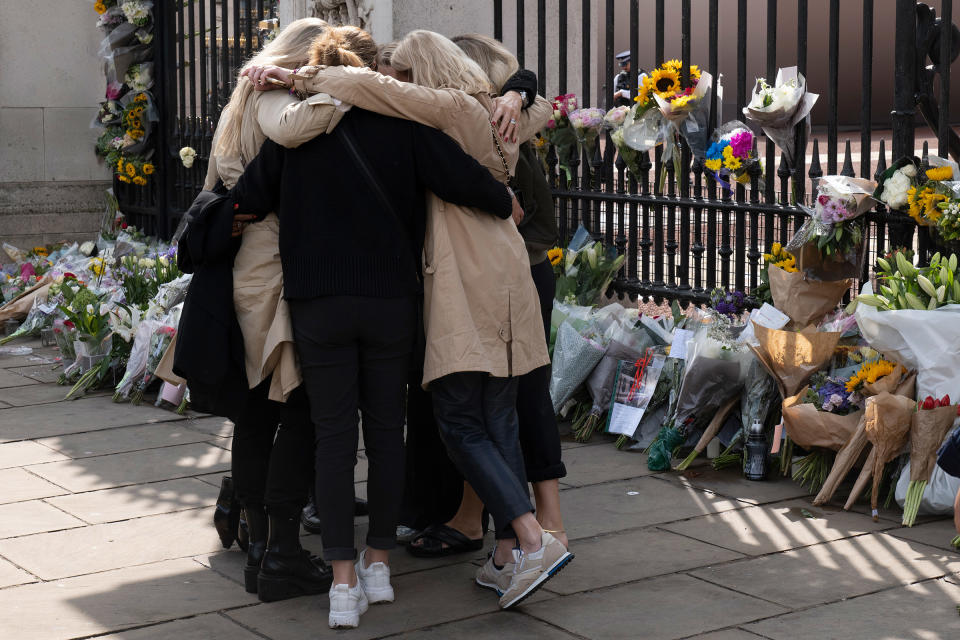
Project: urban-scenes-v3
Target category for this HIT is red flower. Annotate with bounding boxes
[63,272,77,280]
[942,394,951,407]
[121,222,128,229]
[922,396,936,410]
[63,320,75,329]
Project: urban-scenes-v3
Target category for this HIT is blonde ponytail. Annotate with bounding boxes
[308,26,377,68]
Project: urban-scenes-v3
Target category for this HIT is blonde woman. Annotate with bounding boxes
[250,29,572,609]
[201,16,348,603]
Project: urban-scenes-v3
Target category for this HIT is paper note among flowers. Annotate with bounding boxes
[738,303,791,346]
[606,352,667,437]
[668,328,694,360]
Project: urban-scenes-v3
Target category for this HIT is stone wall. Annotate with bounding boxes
[0,0,110,250]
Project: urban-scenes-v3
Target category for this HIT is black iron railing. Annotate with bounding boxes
[494,0,959,304]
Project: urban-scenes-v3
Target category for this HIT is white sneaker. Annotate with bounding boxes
[328,582,369,629]
[355,549,394,603]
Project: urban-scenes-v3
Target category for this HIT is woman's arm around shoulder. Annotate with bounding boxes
[255,90,339,149]
[516,95,552,144]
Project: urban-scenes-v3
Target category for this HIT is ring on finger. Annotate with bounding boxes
[509,118,517,124]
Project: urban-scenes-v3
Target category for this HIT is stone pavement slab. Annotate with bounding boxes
[46,477,219,524]
[0,440,69,468]
[25,442,230,491]
[225,562,505,640]
[559,477,746,540]
[744,578,960,639]
[181,416,234,438]
[0,467,68,504]
[0,555,36,588]
[656,463,815,505]
[523,573,787,640]
[95,613,262,639]
[0,507,224,580]
[0,558,257,640]
[886,517,960,553]
[0,367,40,388]
[691,532,960,609]
[661,499,893,556]
[36,422,213,458]
[543,527,744,595]
[0,382,83,407]
[0,500,84,538]
[393,611,580,639]
[687,630,769,639]
[5,364,62,383]
[558,445,657,486]
[0,398,185,442]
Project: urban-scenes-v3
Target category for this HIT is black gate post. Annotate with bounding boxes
[153,0,177,240]
[892,0,917,160]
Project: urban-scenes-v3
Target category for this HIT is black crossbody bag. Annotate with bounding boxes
[336,124,426,372]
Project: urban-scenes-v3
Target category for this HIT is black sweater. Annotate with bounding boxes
[231,108,513,300]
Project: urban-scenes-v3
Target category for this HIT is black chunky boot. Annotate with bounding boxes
[213,476,242,550]
[242,505,268,594]
[257,513,333,602]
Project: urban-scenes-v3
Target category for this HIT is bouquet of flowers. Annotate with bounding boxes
[605,106,643,179]
[568,107,606,166]
[875,157,919,211]
[704,121,761,192]
[752,243,796,305]
[787,175,876,281]
[742,66,818,168]
[130,320,177,405]
[549,319,607,414]
[120,0,153,27]
[857,250,959,311]
[124,62,153,92]
[708,288,748,320]
[905,160,958,227]
[542,94,580,181]
[554,239,626,307]
[901,394,959,526]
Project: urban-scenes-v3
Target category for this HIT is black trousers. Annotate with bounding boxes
[290,295,415,562]
[517,258,566,482]
[432,372,533,539]
[231,380,313,518]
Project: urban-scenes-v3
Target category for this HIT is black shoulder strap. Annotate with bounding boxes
[335,123,421,282]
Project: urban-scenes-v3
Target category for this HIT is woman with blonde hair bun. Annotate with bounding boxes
[248,28,573,610]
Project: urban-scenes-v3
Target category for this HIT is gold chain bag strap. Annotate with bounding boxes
[489,121,526,216]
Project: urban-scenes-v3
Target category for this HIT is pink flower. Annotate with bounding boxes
[106,82,123,100]
[729,130,753,158]
[19,263,35,281]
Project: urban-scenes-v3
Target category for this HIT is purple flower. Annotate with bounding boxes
[729,130,753,158]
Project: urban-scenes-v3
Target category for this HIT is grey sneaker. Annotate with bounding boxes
[475,553,512,595]
[498,532,573,609]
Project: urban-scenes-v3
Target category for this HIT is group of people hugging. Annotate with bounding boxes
[174,18,572,629]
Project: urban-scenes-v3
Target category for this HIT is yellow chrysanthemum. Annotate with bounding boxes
[90,258,106,277]
[704,158,722,171]
[926,166,953,182]
[671,94,693,108]
[94,2,106,14]
[723,155,742,171]
[548,247,564,266]
[142,163,155,175]
[650,67,681,97]
[125,163,136,177]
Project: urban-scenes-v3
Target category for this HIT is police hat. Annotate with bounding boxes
[615,50,630,63]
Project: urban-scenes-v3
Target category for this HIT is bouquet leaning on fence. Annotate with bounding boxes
[742,66,818,169]
[788,175,876,281]
[543,93,580,182]
[704,121,762,193]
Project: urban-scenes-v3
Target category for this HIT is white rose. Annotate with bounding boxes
[79,241,96,256]
[179,146,197,169]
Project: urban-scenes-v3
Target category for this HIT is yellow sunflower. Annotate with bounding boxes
[132,176,147,186]
[142,163,155,175]
[547,247,564,266]
[650,67,681,97]
[663,59,682,70]
[94,1,106,14]
[689,64,701,80]
[926,166,953,182]
[134,93,148,103]
[125,162,136,177]
[118,175,131,183]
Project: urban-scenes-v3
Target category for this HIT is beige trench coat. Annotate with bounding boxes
[201,89,346,401]
[292,66,553,386]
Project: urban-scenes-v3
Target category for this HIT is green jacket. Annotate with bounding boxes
[515,141,558,265]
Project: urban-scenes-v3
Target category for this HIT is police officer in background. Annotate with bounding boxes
[613,50,633,106]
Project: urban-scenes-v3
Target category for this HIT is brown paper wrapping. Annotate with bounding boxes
[817,373,917,507]
[844,448,876,511]
[692,394,740,453]
[796,240,865,281]
[781,388,864,451]
[0,276,52,322]
[153,333,186,386]
[865,392,917,511]
[769,266,851,329]
[909,405,959,483]
[748,324,841,398]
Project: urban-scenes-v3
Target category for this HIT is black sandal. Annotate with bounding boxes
[406,523,484,558]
